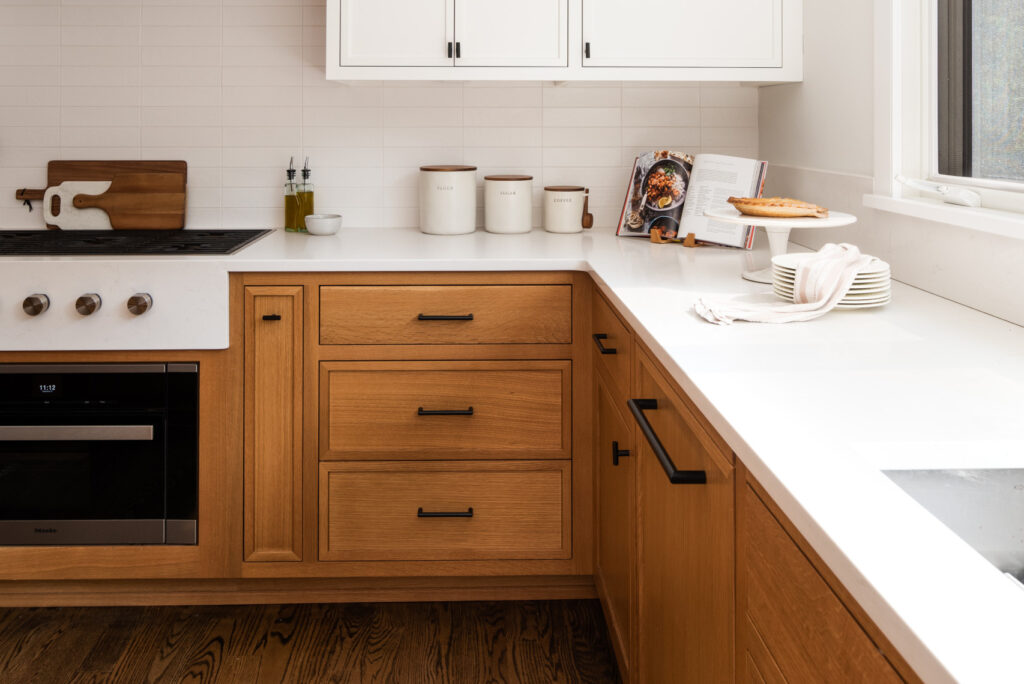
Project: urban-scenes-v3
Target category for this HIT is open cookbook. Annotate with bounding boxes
[615,151,768,248]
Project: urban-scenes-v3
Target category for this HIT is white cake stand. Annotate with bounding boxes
[703,207,858,283]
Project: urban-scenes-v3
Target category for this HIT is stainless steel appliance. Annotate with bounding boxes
[0,363,198,545]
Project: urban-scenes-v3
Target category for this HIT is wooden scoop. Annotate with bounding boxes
[582,188,594,229]
[73,173,186,229]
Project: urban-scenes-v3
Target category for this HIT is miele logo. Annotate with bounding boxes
[435,185,455,191]
[34,528,58,534]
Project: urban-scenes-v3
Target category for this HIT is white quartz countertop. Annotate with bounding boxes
[11,226,1024,681]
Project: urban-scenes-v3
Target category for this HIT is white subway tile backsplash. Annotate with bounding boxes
[0,2,759,230]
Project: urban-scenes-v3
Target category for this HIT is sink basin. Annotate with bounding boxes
[883,468,1024,582]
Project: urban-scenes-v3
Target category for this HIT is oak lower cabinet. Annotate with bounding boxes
[633,351,735,684]
[243,285,304,562]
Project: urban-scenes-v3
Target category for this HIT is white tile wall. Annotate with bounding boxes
[0,0,760,230]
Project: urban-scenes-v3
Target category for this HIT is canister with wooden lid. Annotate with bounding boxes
[418,165,477,235]
[484,174,533,234]
[544,186,592,234]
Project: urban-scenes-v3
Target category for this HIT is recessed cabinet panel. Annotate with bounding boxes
[583,0,783,68]
[455,0,568,67]
[339,0,454,67]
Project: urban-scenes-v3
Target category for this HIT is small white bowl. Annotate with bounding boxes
[304,214,342,236]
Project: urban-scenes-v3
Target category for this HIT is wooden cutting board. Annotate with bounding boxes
[31,161,187,229]
[73,173,186,229]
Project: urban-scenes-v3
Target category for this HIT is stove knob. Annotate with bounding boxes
[127,293,153,316]
[22,294,50,317]
[75,293,102,316]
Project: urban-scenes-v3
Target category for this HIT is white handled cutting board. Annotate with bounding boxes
[43,181,113,230]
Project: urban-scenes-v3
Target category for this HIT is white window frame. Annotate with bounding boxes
[866,0,1024,237]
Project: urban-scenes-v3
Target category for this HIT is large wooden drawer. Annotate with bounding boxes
[319,284,572,345]
[319,360,571,460]
[318,461,572,561]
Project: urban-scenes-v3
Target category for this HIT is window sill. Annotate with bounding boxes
[863,194,1024,241]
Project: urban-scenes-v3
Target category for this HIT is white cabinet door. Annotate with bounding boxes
[339,0,455,67]
[455,0,568,67]
[583,0,783,68]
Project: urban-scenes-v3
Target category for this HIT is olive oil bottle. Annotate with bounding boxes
[297,157,314,232]
[284,157,300,232]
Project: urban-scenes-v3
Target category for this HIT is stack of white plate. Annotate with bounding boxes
[771,253,892,309]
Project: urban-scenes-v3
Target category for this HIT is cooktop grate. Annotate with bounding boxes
[0,229,272,256]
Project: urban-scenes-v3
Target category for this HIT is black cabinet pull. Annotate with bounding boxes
[455,42,461,58]
[417,313,474,321]
[447,41,453,58]
[612,440,630,466]
[418,507,473,518]
[418,406,474,416]
[592,333,617,355]
[262,314,282,321]
[627,398,707,485]
[585,42,591,59]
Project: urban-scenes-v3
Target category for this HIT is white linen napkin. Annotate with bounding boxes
[694,243,879,325]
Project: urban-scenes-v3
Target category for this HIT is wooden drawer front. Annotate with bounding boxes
[320,361,571,460]
[743,485,902,683]
[592,291,631,398]
[318,461,571,561]
[319,285,572,345]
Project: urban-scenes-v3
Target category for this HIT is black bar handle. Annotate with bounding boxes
[585,42,591,58]
[447,41,453,58]
[627,398,707,485]
[418,507,473,518]
[262,314,282,321]
[592,333,617,355]
[455,42,461,58]
[612,440,630,466]
[417,313,474,321]
[418,406,474,416]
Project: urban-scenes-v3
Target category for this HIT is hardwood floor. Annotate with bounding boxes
[0,600,621,683]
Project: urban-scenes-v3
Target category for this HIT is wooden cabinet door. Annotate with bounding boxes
[244,286,303,562]
[582,0,783,68]
[594,372,635,682]
[455,0,568,67]
[338,0,455,67]
[634,353,734,683]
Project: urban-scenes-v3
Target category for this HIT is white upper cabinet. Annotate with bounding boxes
[326,0,802,81]
[338,0,454,67]
[582,0,783,68]
[455,0,568,67]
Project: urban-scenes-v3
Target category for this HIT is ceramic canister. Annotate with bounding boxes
[544,186,588,233]
[484,175,533,234]
[418,165,477,235]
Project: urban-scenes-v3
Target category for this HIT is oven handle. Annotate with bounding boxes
[0,425,155,441]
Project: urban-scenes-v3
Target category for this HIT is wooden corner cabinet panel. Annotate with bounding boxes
[319,284,572,345]
[634,351,734,684]
[591,289,632,401]
[319,461,571,562]
[737,477,905,683]
[244,286,304,562]
[593,371,635,682]
[319,360,571,460]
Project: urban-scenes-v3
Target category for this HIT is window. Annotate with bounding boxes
[937,0,1024,184]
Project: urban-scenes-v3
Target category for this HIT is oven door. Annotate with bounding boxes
[0,416,168,544]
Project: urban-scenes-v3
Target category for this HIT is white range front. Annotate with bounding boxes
[0,259,229,351]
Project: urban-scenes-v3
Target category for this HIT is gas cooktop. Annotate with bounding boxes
[0,229,272,256]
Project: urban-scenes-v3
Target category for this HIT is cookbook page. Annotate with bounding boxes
[680,154,766,248]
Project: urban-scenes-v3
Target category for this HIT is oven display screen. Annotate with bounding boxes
[30,377,62,399]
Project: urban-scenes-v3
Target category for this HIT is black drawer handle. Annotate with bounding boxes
[417,313,474,321]
[418,507,473,518]
[627,398,707,485]
[447,41,453,58]
[262,314,282,321]
[592,333,617,355]
[612,440,630,466]
[418,406,474,416]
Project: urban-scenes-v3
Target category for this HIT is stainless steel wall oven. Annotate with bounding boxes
[0,363,198,545]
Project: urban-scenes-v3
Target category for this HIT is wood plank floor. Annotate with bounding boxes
[0,600,621,683]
